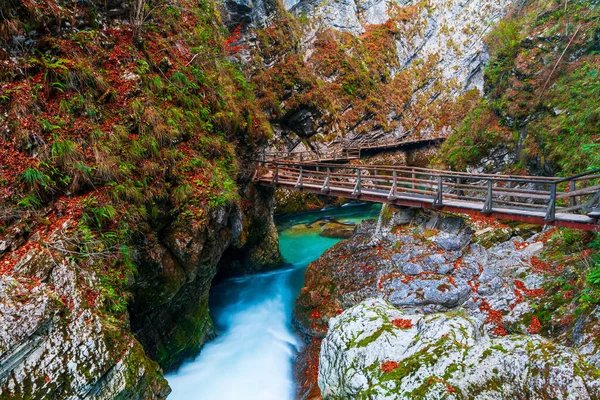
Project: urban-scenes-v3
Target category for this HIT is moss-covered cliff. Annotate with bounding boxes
[0,0,281,397]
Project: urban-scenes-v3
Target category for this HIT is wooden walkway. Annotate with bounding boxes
[254,161,600,231]
[264,135,446,163]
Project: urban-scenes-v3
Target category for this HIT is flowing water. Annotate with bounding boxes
[166,203,381,400]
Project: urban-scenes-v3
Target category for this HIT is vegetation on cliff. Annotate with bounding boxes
[0,0,277,396]
[438,0,600,175]
[250,2,478,143]
[1,0,270,323]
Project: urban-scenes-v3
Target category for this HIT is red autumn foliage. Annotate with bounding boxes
[528,316,541,334]
[514,280,545,298]
[381,360,399,372]
[467,280,480,293]
[453,258,463,270]
[530,256,564,274]
[447,276,457,287]
[391,318,413,329]
[224,25,244,55]
[515,241,530,250]
[377,272,414,291]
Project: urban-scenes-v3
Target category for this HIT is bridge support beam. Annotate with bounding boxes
[272,164,279,184]
[544,183,557,222]
[321,168,331,192]
[295,166,303,189]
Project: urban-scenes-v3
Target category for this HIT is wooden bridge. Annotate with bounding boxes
[264,134,446,163]
[254,161,600,231]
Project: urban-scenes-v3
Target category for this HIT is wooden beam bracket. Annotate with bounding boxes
[388,171,397,200]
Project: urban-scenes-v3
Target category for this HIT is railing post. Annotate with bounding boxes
[545,183,557,222]
[352,169,361,196]
[321,168,330,192]
[388,171,397,200]
[272,164,279,184]
[570,180,576,207]
[433,175,443,207]
[457,177,465,199]
[482,180,493,213]
[411,169,416,190]
[295,166,303,189]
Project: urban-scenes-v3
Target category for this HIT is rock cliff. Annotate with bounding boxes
[241,0,515,154]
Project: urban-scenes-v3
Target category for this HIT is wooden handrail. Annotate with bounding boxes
[253,159,600,231]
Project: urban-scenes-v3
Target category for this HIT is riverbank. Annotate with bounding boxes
[294,205,600,398]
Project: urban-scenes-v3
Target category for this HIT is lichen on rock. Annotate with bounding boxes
[319,298,600,399]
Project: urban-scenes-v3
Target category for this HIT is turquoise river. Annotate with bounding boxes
[166,203,381,399]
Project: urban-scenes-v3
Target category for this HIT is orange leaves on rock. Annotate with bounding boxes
[467,280,480,293]
[528,316,541,334]
[469,214,509,230]
[530,256,565,274]
[377,273,414,291]
[391,318,413,329]
[514,241,529,251]
[381,360,399,373]
[479,298,506,336]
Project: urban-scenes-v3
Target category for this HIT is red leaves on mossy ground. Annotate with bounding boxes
[381,360,399,373]
[528,316,541,334]
[391,318,413,329]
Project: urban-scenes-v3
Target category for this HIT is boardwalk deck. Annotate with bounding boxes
[254,161,600,231]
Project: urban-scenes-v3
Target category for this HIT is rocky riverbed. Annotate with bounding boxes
[294,205,600,398]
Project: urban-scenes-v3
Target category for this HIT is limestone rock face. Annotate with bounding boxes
[319,299,600,399]
[293,0,510,92]
[294,207,600,398]
[295,210,549,340]
[0,224,169,399]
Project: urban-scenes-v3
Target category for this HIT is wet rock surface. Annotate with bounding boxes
[320,299,600,399]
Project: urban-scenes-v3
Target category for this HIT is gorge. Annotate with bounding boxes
[0,0,599,398]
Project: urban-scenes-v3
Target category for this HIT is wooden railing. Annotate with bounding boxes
[254,161,600,230]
